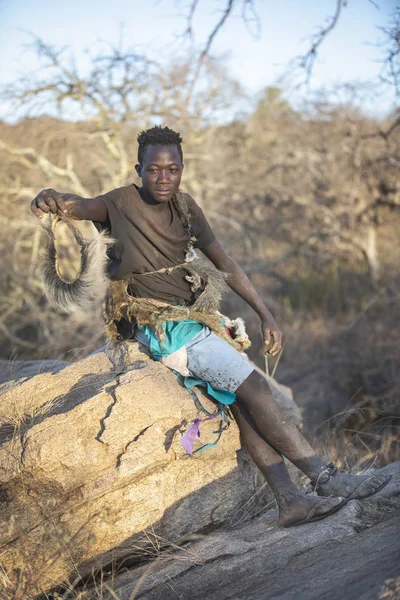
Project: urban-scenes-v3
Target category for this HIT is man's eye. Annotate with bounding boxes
[170,169,178,173]
[149,169,157,174]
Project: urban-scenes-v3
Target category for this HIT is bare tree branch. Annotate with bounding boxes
[184,0,201,37]
[241,0,261,37]
[185,0,237,106]
[182,0,261,107]
[0,140,89,196]
[379,6,400,94]
[297,0,346,84]
[359,114,400,140]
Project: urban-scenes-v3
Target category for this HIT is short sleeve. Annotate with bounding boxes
[185,195,216,249]
[92,186,133,234]
[91,187,132,275]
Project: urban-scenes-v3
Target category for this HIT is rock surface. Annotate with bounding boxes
[96,462,400,600]
[2,344,395,600]
[0,343,263,595]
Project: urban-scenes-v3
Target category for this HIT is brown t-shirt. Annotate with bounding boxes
[94,184,215,305]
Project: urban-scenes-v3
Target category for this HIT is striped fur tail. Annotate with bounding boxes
[40,215,113,314]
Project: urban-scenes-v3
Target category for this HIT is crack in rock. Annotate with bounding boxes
[116,423,155,468]
[95,382,120,444]
[95,365,153,444]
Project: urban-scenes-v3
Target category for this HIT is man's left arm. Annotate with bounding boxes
[201,239,282,356]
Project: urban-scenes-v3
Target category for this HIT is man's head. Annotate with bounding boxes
[135,126,184,203]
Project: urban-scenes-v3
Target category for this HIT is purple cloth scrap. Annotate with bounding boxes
[181,415,218,455]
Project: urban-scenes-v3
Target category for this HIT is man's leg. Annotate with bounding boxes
[235,370,388,499]
[230,403,344,526]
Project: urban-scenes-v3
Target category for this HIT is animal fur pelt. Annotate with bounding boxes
[103,280,250,352]
[40,215,113,314]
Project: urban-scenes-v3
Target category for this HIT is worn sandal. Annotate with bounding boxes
[345,474,392,500]
[284,496,349,528]
[310,463,339,493]
[310,464,392,499]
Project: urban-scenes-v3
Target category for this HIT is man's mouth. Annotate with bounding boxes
[156,189,171,195]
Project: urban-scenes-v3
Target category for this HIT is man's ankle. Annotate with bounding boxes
[292,455,326,481]
[275,488,304,508]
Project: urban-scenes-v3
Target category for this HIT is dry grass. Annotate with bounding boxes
[0,487,107,600]
[0,394,62,431]
[379,576,400,600]
[0,519,208,600]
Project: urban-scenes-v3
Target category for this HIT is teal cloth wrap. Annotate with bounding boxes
[140,320,203,358]
[138,320,236,405]
[181,376,236,405]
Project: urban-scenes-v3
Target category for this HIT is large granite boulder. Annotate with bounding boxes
[1,343,395,600]
[0,343,262,595]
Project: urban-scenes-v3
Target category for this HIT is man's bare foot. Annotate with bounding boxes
[316,471,390,500]
[278,494,345,527]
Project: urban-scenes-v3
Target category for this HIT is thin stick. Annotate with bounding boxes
[272,341,286,379]
[264,354,270,378]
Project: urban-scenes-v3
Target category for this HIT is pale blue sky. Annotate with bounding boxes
[0,0,398,120]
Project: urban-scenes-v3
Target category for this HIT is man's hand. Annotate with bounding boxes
[201,240,284,355]
[30,189,67,219]
[261,318,282,356]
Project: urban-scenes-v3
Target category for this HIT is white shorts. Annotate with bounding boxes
[135,326,254,393]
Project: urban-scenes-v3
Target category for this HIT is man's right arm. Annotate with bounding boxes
[30,189,108,222]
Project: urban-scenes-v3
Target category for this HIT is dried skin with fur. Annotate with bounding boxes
[40,215,113,314]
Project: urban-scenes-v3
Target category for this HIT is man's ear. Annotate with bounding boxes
[135,163,142,177]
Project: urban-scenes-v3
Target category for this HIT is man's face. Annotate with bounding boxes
[136,144,183,203]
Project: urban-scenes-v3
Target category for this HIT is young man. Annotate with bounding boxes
[31,126,389,527]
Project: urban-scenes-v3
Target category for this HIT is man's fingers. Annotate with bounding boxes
[262,329,273,356]
[263,329,271,346]
[56,194,67,213]
[269,341,280,356]
[36,196,50,214]
[31,189,66,218]
[267,331,282,356]
[48,189,66,213]
[45,189,60,213]
[261,320,283,356]
[30,197,43,219]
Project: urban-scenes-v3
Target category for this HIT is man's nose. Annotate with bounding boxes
[157,169,170,182]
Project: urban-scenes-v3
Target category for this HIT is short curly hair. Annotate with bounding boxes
[137,125,183,165]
